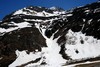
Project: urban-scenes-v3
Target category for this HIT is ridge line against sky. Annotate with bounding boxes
[0,0,98,20]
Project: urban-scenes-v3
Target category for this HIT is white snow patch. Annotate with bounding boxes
[84,10,90,12]
[13,9,37,16]
[0,57,3,60]
[13,9,24,15]
[13,9,27,15]
[88,19,92,24]
[66,14,73,16]
[49,7,57,10]
[0,22,31,33]
[83,19,86,22]
[65,30,100,60]
[41,35,66,67]
[9,50,41,67]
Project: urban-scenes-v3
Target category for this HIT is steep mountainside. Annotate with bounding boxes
[0,1,100,67]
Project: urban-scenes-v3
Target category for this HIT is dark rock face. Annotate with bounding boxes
[0,1,100,66]
[45,2,100,41]
[0,27,47,66]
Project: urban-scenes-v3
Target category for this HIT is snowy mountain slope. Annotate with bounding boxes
[0,1,100,67]
[13,6,65,17]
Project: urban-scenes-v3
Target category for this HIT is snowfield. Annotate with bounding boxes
[0,22,31,34]
[65,30,100,60]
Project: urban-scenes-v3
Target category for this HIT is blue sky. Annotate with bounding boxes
[0,0,97,20]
